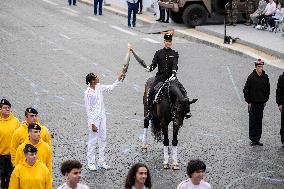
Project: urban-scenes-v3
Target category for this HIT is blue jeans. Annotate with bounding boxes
[94,0,103,15]
[128,2,137,27]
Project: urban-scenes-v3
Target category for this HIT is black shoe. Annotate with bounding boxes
[156,18,162,22]
[255,141,263,146]
[163,20,169,23]
[250,141,257,146]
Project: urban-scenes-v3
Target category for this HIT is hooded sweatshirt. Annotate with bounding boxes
[9,160,52,189]
[10,121,51,165]
[15,137,52,174]
[0,112,20,155]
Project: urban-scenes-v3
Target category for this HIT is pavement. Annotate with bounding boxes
[79,0,284,68]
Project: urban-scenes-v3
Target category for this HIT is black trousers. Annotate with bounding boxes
[68,0,76,5]
[281,107,284,144]
[0,155,13,189]
[137,0,142,13]
[249,103,264,142]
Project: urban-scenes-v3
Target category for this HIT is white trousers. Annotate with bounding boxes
[87,116,107,165]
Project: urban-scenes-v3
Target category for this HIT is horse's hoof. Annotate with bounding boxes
[163,162,170,169]
[172,163,180,170]
[141,144,148,153]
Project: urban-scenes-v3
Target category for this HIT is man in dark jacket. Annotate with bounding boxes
[276,72,284,148]
[243,59,270,146]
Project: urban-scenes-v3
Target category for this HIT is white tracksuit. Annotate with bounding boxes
[84,80,120,165]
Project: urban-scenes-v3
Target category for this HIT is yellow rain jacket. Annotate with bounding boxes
[0,112,20,155]
[10,121,51,165]
[9,160,52,189]
[15,138,52,174]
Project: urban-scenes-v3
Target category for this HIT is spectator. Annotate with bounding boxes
[127,0,138,27]
[10,107,51,166]
[156,1,169,23]
[177,159,211,189]
[57,160,89,189]
[15,123,52,174]
[125,163,152,189]
[84,72,125,171]
[94,0,103,15]
[267,2,284,31]
[276,72,284,148]
[250,0,267,26]
[9,144,52,189]
[256,0,276,29]
[137,0,143,14]
[0,99,20,189]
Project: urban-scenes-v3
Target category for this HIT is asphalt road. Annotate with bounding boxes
[0,0,284,188]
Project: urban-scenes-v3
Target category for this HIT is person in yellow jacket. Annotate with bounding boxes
[10,107,51,166]
[15,123,52,174]
[0,99,20,189]
[9,144,52,189]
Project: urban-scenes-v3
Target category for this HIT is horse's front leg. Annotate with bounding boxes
[141,117,149,152]
[162,121,170,169]
[172,120,181,170]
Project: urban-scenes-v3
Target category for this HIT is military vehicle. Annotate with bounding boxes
[159,0,259,27]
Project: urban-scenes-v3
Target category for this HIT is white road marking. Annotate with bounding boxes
[142,37,159,44]
[226,65,242,103]
[59,33,71,39]
[109,25,137,36]
[60,10,78,17]
[42,0,58,6]
[61,7,80,14]
[87,16,106,23]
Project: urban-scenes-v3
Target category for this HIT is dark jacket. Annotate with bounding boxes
[243,69,270,103]
[149,47,178,80]
[276,72,284,105]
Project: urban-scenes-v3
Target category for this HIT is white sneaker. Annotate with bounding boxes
[88,163,97,171]
[98,162,110,170]
[255,25,261,30]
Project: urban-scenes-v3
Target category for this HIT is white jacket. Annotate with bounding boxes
[84,80,120,129]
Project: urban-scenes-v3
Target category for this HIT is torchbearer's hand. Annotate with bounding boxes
[92,124,98,132]
[145,66,151,72]
[279,105,282,112]
[248,103,251,113]
[128,43,132,51]
[118,72,126,81]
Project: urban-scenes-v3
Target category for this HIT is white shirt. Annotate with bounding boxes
[177,179,212,189]
[57,183,89,189]
[264,1,276,15]
[84,80,120,128]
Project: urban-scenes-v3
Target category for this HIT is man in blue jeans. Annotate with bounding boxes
[127,0,138,27]
[94,0,103,15]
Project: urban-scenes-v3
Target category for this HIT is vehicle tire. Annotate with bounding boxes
[170,11,183,23]
[212,0,228,15]
[182,4,207,27]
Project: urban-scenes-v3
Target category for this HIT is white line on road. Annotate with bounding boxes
[142,37,159,44]
[61,7,80,14]
[60,10,79,17]
[87,16,107,23]
[226,65,242,103]
[59,33,71,39]
[42,0,58,6]
[109,25,137,36]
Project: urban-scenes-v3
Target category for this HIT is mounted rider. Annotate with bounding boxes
[146,32,191,119]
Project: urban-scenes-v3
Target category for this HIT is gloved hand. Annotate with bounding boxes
[170,70,177,80]
[145,66,151,72]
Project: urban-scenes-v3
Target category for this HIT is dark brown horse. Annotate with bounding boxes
[142,77,197,170]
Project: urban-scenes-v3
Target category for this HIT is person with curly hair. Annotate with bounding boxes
[84,72,125,171]
[125,163,152,189]
[177,159,211,189]
[57,160,89,189]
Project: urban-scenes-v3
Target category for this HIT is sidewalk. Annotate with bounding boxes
[78,0,284,68]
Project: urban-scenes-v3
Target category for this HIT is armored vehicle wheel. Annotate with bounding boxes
[170,11,183,23]
[182,4,207,27]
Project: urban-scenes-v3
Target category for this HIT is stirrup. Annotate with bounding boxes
[163,161,170,169]
[172,162,180,170]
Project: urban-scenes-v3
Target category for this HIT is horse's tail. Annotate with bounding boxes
[151,114,162,142]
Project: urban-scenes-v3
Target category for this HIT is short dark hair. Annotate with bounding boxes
[60,160,82,175]
[86,73,97,85]
[125,163,152,189]
[186,159,206,178]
